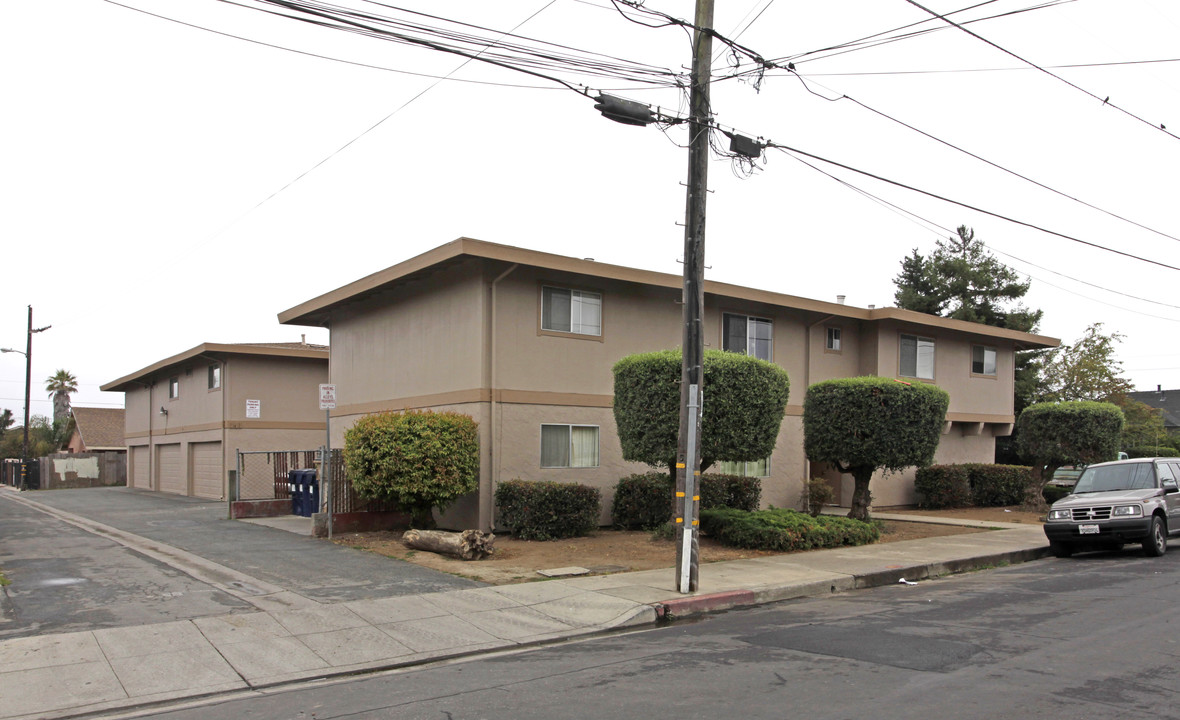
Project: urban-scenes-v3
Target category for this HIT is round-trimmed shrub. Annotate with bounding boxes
[344,410,479,529]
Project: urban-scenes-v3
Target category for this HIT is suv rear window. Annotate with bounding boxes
[1075,463,1156,492]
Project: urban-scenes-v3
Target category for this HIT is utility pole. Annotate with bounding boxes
[674,0,714,594]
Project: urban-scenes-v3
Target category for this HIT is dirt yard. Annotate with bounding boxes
[331,506,1043,585]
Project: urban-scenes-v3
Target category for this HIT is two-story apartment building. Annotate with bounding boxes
[278,238,1058,530]
[101,342,329,499]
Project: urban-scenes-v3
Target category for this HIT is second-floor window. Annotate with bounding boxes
[208,364,221,390]
[723,313,773,361]
[900,333,935,379]
[826,326,842,352]
[541,286,602,336]
[972,345,997,376]
[168,376,180,399]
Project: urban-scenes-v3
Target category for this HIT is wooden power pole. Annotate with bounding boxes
[675,0,714,594]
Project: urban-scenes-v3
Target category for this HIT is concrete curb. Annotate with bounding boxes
[653,544,1052,621]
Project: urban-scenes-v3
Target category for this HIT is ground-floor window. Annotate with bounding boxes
[717,457,770,477]
[540,424,600,468]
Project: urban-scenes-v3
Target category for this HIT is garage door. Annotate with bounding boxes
[131,446,151,489]
[156,444,183,495]
[190,442,222,499]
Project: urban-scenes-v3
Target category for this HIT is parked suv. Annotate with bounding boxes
[1043,458,1180,558]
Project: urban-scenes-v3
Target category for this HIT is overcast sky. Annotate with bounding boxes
[3,0,1178,420]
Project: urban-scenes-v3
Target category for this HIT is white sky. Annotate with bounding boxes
[3,0,1178,420]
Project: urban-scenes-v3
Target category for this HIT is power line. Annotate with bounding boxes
[768,55,1180,77]
[766,142,1180,272]
[833,92,1180,244]
[102,0,571,90]
[903,0,1178,140]
[779,149,1180,321]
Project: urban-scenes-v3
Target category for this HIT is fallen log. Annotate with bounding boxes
[402,529,495,560]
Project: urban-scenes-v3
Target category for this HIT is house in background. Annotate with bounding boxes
[65,407,126,454]
[1127,386,1180,433]
[101,341,329,499]
[279,238,1059,531]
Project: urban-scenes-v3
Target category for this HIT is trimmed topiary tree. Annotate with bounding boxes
[804,376,950,521]
[343,410,480,529]
[612,349,790,478]
[1016,401,1124,506]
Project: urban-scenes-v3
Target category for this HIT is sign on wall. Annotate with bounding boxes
[246,399,261,419]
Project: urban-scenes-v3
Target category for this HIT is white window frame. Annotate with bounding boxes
[899,333,935,380]
[723,313,773,362]
[168,376,180,399]
[208,363,221,390]
[718,457,771,478]
[540,424,600,468]
[541,285,602,337]
[825,326,842,353]
[971,345,997,377]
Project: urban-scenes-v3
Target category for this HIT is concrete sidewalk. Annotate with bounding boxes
[0,498,1050,720]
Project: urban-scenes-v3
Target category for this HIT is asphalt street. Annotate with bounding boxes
[14,488,480,603]
[0,494,251,639]
[123,547,1180,720]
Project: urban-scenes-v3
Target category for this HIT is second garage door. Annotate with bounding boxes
[190,442,222,499]
[156,444,183,495]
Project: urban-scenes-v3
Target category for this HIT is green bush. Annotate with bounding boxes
[804,376,949,520]
[700,473,762,512]
[611,472,762,529]
[800,477,835,517]
[613,349,790,473]
[968,464,1034,506]
[611,473,673,530]
[1042,484,1071,504]
[495,480,601,541]
[699,507,879,552]
[344,410,479,529]
[1124,446,1180,458]
[914,465,971,509]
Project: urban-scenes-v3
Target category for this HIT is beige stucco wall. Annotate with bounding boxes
[119,355,327,499]
[316,256,1032,528]
[329,261,486,409]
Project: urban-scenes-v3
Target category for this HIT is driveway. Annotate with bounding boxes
[2,488,479,619]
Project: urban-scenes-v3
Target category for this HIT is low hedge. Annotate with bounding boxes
[611,472,762,529]
[495,480,601,541]
[1124,446,1179,458]
[915,465,971,509]
[611,473,673,530]
[968,464,1034,507]
[699,507,879,552]
[915,464,1035,508]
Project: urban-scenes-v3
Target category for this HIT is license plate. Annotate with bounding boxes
[1079,524,1100,535]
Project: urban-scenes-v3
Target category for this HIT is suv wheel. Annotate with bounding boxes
[1143,516,1167,557]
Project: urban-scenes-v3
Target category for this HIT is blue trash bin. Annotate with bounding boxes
[288,469,303,516]
[303,469,319,517]
[289,469,318,517]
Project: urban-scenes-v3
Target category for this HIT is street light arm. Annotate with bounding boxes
[1,348,28,356]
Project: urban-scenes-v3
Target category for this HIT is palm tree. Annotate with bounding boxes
[45,370,78,426]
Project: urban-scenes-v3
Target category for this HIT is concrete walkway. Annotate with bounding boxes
[0,493,1051,720]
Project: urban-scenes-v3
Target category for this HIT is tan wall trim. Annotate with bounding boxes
[946,412,1016,424]
[335,389,490,416]
[497,390,614,408]
[334,389,806,416]
[125,420,324,438]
